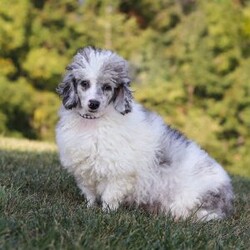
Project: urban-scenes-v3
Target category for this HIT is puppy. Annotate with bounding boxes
[56,46,233,221]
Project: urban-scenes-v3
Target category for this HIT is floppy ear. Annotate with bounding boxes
[113,81,133,115]
[56,74,79,110]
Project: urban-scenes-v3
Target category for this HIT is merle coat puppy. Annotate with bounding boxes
[56,46,233,221]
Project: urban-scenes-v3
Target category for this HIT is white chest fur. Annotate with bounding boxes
[56,106,160,183]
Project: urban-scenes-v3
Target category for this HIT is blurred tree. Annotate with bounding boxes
[23,48,68,90]
[0,77,36,138]
[0,76,59,140]
[0,0,249,175]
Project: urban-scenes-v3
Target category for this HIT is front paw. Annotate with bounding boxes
[102,201,119,212]
[86,199,95,208]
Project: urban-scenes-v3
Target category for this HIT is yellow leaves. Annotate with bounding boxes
[0,0,30,50]
[32,92,60,141]
[213,54,228,72]
[0,58,16,76]
[242,7,250,36]
[134,81,185,108]
[181,108,221,147]
[239,108,250,127]
[23,48,68,84]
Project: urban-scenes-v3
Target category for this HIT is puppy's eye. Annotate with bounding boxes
[80,80,90,89]
[102,84,112,92]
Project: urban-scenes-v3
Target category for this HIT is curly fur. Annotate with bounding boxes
[56,46,233,221]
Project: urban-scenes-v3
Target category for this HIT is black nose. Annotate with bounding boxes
[88,100,100,110]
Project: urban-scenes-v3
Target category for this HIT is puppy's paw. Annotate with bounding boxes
[102,201,119,212]
[85,196,96,208]
[196,209,223,221]
[86,200,95,208]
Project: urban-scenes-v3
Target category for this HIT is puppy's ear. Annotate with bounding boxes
[56,74,78,109]
[113,80,133,115]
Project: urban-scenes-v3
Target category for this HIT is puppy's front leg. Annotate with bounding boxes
[101,176,136,212]
[77,183,97,208]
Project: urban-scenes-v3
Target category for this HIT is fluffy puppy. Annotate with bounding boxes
[56,46,233,221]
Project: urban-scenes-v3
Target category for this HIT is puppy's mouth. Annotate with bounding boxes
[78,113,99,119]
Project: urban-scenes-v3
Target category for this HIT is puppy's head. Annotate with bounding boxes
[57,46,132,118]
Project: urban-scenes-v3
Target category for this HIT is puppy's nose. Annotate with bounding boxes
[88,99,100,110]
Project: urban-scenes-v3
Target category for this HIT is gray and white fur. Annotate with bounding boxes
[56,46,233,221]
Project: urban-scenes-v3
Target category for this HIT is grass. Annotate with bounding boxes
[0,137,249,250]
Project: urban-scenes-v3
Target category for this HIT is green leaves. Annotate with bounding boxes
[0,0,30,51]
[23,48,68,90]
[0,77,59,140]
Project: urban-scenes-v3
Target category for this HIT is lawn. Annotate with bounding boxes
[0,137,249,249]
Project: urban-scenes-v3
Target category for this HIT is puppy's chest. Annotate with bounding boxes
[81,128,135,165]
[66,123,154,177]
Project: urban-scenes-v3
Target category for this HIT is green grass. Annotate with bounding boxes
[0,138,249,250]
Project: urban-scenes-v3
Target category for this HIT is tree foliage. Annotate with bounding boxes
[0,0,249,176]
